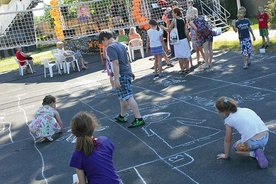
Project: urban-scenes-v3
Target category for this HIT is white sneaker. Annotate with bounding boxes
[247,58,251,66]
[243,62,249,69]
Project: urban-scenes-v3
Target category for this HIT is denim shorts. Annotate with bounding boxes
[233,132,269,151]
[117,75,133,101]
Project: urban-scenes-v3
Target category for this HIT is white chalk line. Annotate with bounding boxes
[61,84,200,183]
[0,122,13,143]
[17,95,48,184]
[133,167,147,184]
[192,71,276,94]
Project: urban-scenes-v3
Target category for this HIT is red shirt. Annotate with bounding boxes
[16,51,27,66]
[257,13,269,29]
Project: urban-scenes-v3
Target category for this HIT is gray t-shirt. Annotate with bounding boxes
[106,42,131,76]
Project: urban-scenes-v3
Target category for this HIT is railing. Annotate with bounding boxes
[0,0,33,34]
[199,0,230,29]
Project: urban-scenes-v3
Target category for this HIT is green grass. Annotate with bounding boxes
[213,33,276,52]
[0,45,55,73]
[0,18,275,74]
[214,18,275,52]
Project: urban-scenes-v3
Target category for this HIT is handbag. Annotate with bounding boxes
[170,19,179,45]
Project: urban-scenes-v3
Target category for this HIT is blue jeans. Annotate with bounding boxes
[233,132,269,151]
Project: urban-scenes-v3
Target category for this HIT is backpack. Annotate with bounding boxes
[169,19,179,45]
[194,17,212,39]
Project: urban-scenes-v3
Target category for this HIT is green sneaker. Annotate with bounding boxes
[128,118,145,128]
[115,114,127,123]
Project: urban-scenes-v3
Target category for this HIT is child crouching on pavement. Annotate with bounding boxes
[216,96,269,169]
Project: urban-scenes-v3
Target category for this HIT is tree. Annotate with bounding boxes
[266,0,276,28]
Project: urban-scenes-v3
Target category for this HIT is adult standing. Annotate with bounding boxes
[189,16,213,69]
[167,1,185,58]
[160,8,191,74]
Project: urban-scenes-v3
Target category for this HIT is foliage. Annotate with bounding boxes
[266,0,276,29]
[222,0,237,19]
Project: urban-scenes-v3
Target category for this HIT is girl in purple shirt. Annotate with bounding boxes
[70,111,123,184]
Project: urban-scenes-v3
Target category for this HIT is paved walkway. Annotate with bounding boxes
[1,47,276,183]
[214,29,276,41]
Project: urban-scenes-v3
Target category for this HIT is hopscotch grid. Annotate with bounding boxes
[2,57,275,183]
[39,71,276,182]
[61,86,201,183]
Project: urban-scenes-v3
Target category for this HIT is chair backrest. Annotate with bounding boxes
[129,38,142,48]
[40,58,50,68]
[15,58,27,67]
[14,58,21,66]
[53,53,65,64]
[51,49,59,55]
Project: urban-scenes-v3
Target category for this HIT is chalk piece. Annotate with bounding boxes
[259,48,265,54]
[73,174,79,183]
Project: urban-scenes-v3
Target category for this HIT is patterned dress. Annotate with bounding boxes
[29,105,61,138]
[193,17,213,46]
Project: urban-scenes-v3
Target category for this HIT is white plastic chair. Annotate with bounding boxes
[14,58,33,76]
[128,38,144,60]
[40,58,56,78]
[53,54,72,74]
[65,50,80,72]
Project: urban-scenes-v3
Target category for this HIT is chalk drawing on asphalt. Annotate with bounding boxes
[232,92,270,103]
[141,114,220,149]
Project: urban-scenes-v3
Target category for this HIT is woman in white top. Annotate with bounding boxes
[146,19,168,78]
[216,96,269,169]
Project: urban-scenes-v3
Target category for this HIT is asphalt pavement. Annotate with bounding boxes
[0,44,276,184]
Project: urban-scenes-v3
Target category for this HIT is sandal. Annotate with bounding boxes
[46,137,53,141]
[184,69,190,74]
[200,64,210,69]
[35,137,45,143]
[178,70,185,74]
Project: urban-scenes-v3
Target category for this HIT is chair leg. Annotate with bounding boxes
[19,67,24,76]
[131,50,135,60]
[56,64,62,75]
[75,60,80,72]
[63,63,67,74]
[28,64,33,73]
[44,67,46,78]
[49,67,54,77]
[67,63,70,74]
[140,48,144,58]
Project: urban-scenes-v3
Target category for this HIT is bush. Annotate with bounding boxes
[222,0,238,19]
[266,0,276,28]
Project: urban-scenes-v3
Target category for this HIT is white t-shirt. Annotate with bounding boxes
[147,28,163,48]
[186,6,198,19]
[57,49,67,58]
[225,107,268,143]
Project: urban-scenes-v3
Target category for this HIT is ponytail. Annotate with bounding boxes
[76,135,95,157]
[70,111,99,157]
[216,96,238,114]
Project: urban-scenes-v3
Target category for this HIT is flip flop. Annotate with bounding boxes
[35,137,46,143]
